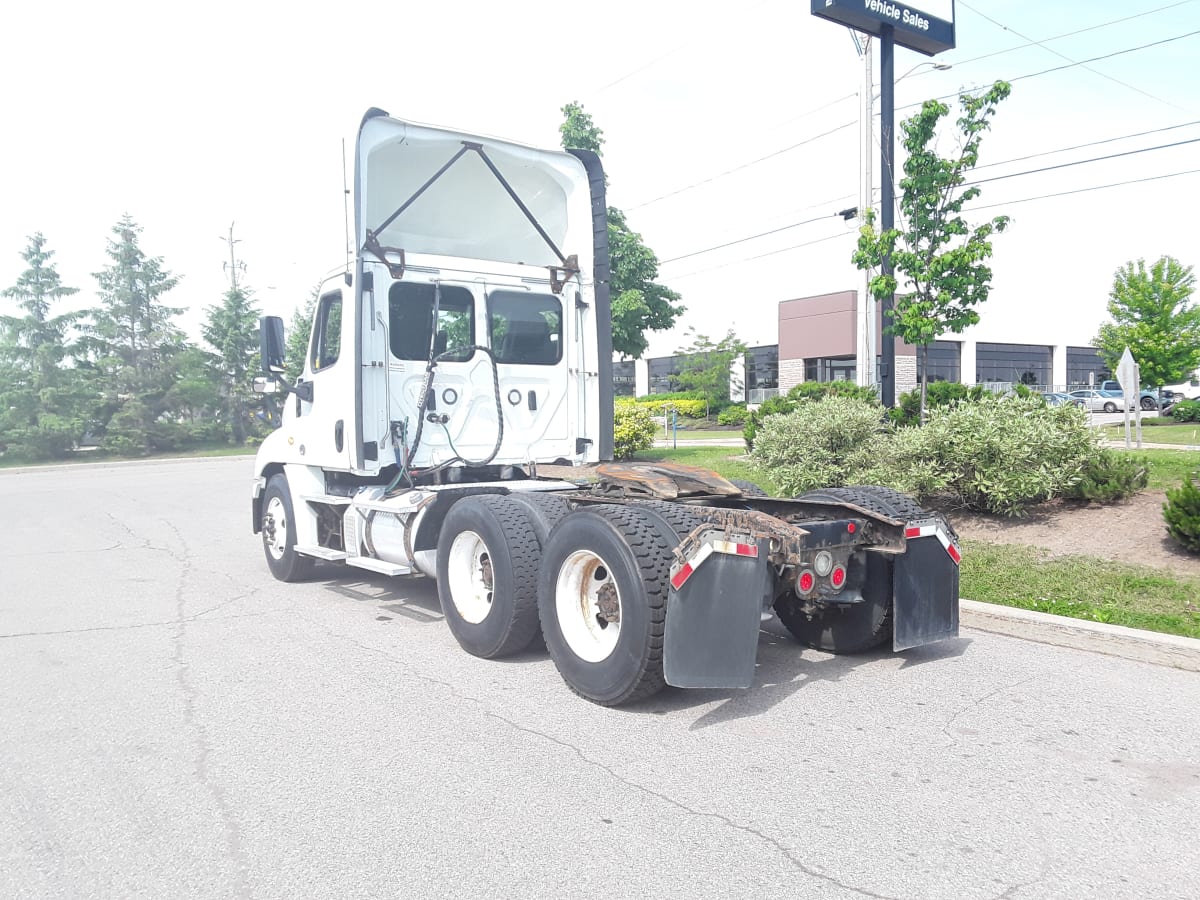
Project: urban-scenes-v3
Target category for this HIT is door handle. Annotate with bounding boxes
[335,420,344,452]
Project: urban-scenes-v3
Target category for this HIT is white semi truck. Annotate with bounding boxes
[251,109,962,705]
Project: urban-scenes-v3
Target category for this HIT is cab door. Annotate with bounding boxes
[290,284,353,470]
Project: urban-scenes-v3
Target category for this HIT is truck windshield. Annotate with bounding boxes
[388,282,475,362]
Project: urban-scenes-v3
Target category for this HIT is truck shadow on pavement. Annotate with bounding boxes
[307,566,972,726]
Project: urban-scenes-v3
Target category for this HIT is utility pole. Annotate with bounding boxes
[221,221,246,292]
[879,24,896,409]
[857,35,876,390]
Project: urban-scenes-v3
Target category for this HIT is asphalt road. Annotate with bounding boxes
[2,457,1199,900]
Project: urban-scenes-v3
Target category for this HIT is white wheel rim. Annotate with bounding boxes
[555,550,621,663]
[446,530,494,624]
[265,496,288,560]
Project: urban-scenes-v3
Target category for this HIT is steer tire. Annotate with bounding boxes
[538,506,675,706]
[261,474,316,583]
[436,495,542,659]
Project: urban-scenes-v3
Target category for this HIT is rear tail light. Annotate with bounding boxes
[797,569,815,594]
[830,565,847,590]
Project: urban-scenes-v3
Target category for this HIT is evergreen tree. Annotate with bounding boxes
[0,233,87,458]
[203,284,261,443]
[284,285,319,384]
[84,215,185,454]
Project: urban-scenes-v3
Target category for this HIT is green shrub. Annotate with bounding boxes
[717,404,748,426]
[1164,475,1200,553]
[749,397,888,495]
[613,401,657,460]
[890,381,971,425]
[1065,449,1149,502]
[922,395,1098,516]
[851,425,949,498]
[743,394,795,450]
[786,380,880,405]
[630,398,708,418]
[635,391,707,402]
[1172,399,1200,422]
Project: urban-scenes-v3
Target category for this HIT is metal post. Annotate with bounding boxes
[879,25,896,409]
[857,37,876,390]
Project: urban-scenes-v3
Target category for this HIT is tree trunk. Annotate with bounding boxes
[919,344,930,424]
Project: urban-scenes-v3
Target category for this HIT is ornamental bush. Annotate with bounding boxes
[743,380,880,450]
[1171,399,1200,422]
[921,394,1099,516]
[630,398,708,418]
[613,400,657,460]
[716,404,748,426]
[1164,475,1200,553]
[748,396,889,496]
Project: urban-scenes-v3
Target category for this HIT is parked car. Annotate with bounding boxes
[1098,380,1159,410]
[1041,391,1073,406]
[1068,389,1127,413]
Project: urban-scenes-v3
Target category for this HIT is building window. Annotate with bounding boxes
[975,342,1051,387]
[745,345,779,390]
[804,355,856,383]
[1066,346,1110,389]
[918,341,960,383]
[613,360,636,397]
[647,355,684,394]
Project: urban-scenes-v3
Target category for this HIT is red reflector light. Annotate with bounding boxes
[847,522,856,534]
[831,565,846,588]
[670,563,693,590]
[735,542,757,557]
[905,526,922,539]
[798,570,815,593]
[946,543,962,565]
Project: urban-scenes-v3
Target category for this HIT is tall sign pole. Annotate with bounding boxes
[810,0,956,407]
[879,25,896,408]
[857,36,876,389]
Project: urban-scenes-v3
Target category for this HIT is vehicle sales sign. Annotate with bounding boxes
[811,0,956,56]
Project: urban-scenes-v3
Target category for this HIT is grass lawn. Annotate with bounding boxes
[654,429,744,442]
[631,446,779,494]
[1129,448,1200,490]
[961,542,1200,638]
[1101,423,1200,446]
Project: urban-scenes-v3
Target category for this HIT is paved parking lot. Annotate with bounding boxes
[2,457,1199,899]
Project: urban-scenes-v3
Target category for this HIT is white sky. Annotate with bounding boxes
[2,0,1197,358]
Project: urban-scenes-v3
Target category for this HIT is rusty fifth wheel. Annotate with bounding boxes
[436,495,542,659]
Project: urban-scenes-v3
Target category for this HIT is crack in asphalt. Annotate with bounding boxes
[300,614,898,900]
[162,518,251,898]
[0,600,268,640]
[939,675,1041,745]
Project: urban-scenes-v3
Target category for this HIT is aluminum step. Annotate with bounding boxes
[300,494,352,506]
[294,545,348,561]
[345,556,411,576]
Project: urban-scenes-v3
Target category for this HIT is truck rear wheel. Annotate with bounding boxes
[261,474,316,582]
[538,506,675,706]
[436,495,542,659]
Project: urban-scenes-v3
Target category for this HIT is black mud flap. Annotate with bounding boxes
[664,539,771,689]
[892,527,960,651]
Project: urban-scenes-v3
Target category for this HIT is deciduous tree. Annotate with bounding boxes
[560,102,684,359]
[673,327,746,416]
[853,81,1012,419]
[1093,256,1199,389]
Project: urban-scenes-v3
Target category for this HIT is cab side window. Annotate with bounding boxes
[389,282,475,362]
[311,292,342,371]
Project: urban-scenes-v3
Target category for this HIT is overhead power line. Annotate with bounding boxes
[667,231,855,282]
[627,29,1200,212]
[969,167,1200,213]
[914,0,1198,73]
[959,3,1197,113]
[972,119,1200,171]
[966,137,1200,187]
